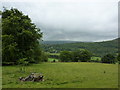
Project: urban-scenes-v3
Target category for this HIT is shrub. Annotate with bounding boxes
[101,54,116,64]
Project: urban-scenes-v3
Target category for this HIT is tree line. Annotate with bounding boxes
[59,49,120,64]
[60,49,91,62]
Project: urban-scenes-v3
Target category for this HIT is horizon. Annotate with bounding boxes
[41,37,118,42]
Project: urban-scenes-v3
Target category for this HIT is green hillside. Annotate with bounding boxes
[42,38,118,57]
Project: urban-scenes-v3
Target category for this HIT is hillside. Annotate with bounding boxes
[41,41,80,45]
[42,38,118,57]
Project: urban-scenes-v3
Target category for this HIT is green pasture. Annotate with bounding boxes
[2,62,118,88]
[91,57,101,61]
[47,53,60,55]
[48,58,59,62]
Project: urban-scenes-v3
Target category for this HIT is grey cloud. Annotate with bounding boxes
[1,1,118,41]
[45,30,117,41]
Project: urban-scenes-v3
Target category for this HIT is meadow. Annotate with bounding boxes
[48,58,59,62]
[2,62,118,88]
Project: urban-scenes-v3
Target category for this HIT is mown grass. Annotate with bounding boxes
[2,62,118,88]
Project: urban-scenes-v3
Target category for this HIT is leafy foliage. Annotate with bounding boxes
[60,51,73,62]
[73,49,92,62]
[2,8,42,65]
[60,49,92,62]
[117,53,120,64]
[101,54,116,64]
[40,51,48,62]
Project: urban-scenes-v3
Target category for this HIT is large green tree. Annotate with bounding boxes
[73,49,92,62]
[2,8,42,64]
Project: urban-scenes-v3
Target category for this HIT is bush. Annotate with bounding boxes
[117,53,120,64]
[60,51,73,62]
[40,51,48,62]
[101,54,116,64]
[17,58,29,66]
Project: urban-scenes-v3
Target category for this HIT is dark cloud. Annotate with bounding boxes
[1,0,118,41]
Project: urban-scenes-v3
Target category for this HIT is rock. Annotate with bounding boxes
[19,73,44,82]
[19,77,25,81]
[33,75,44,82]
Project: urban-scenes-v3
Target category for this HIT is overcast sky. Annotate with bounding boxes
[1,0,119,42]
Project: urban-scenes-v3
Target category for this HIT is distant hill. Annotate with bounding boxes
[42,38,118,57]
[41,41,80,45]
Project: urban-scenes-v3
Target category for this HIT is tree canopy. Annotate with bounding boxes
[2,8,43,65]
[72,49,92,62]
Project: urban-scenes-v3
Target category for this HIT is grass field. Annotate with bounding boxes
[91,57,101,61]
[2,62,118,88]
[48,58,59,62]
[47,53,60,56]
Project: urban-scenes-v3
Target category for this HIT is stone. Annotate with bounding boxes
[19,73,44,82]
